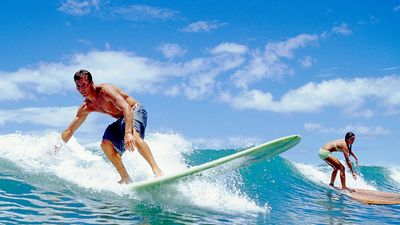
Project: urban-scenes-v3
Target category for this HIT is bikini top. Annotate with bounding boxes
[333,144,343,152]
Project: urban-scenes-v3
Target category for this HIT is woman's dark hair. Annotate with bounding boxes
[74,69,93,83]
[345,132,355,155]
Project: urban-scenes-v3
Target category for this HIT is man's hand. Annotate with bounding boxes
[54,135,66,153]
[352,173,357,180]
[125,133,136,151]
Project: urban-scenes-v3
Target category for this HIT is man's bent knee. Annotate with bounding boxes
[101,139,113,149]
[101,140,117,156]
[134,138,144,147]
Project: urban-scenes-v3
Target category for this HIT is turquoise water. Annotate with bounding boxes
[0,133,399,224]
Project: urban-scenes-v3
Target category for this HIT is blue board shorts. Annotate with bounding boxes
[102,104,147,155]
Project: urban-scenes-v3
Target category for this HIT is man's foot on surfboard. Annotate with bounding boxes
[329,183,334,187]
[153,169,164,177]
[118,177,133,184]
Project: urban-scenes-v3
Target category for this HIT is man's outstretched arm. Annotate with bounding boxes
[61,104,90,143]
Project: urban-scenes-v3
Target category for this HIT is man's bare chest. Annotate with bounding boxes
[88,100,121,116]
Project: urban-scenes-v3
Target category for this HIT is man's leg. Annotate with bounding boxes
[133,129,164,177]
[101,139,132,184]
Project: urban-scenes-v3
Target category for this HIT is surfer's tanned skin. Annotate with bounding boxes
[319,132,358,193]
[60,70,163,184]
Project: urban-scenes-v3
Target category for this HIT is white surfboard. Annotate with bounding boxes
[131,135,301,191]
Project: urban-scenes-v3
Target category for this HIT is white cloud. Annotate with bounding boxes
[0,63,76,101]
[158,43,248,99]
[59,0,101,15]
[163,85,181,96]
[220,89,273,111]
[71,51,179,93]
[358,15,380,25]
[304,123,391,137]
[220,76,400,115]
[0,51,163,100]
[332,23,352,36]
[182,21,225,33]
[0,107,77,128]
[0,106,116,143]
[232,34,318,88]
[105,42,111,50]
[112,5,180,21]
[265,34,319,59]
[0,79,24,101]
[210,42,248,55]
[208,43,248,72]
[299,56,315,68]
[184,72,217,99]
[59,1,180,21]
[0,47,247,101]
[0,30,357,108]
[77,39,91,45]
[4,36,397,117]
[158,43,187,59]
[190,136,262,149]
[178,44,247,99]
[232,51,290,88]
[382,66,400,71]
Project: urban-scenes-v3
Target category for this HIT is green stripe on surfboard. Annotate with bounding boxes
[131,134,301,191]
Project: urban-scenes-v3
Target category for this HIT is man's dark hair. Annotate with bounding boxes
[74,69,93,83]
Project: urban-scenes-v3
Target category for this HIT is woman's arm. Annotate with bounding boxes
[350,151,358,166]
[342,144,357,180]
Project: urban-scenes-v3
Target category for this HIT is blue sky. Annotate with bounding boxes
[1,0,400,165]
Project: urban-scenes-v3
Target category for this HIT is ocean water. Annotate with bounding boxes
[0,132,399,224]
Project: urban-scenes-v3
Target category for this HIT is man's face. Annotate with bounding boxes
[75,76,92,97]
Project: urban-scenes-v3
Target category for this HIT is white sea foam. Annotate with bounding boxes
[176,177,265,212]
[0,132,267,213]
[293,162,376,190]
[0,132,125,192]
[390,167,400,185]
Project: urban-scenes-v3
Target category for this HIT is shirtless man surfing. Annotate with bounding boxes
[60,69,163,184]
